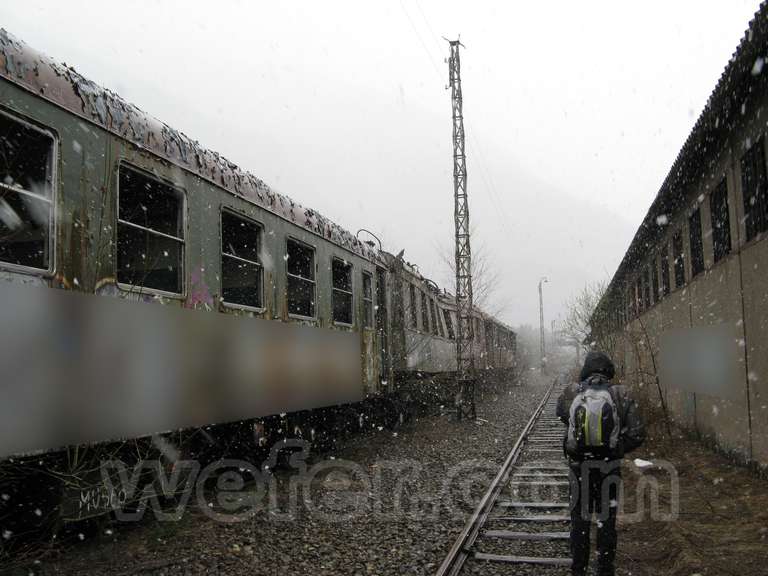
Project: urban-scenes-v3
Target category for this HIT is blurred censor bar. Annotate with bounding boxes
[659,325,740,400]
[0,284,362,458]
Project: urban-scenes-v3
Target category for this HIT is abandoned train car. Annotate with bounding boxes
[0,29,516,528]
[381,251,516,388]
[591,5,768,471]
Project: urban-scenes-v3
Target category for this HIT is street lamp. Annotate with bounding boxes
[538,277,548,372]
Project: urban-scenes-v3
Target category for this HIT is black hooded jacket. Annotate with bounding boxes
[556,352,645,460]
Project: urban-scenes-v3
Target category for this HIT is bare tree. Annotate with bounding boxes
[561,280,607,357]
[438,233,507,319]
[584,289,672,437]
[620,315,672,436]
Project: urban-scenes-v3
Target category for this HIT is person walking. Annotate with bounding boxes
[556,351,645,576]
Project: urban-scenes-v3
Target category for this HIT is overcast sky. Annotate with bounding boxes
[0,1,761,327]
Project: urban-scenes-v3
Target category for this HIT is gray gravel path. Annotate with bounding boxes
[24,374,553,576]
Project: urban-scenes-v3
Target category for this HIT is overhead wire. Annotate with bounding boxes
[398,0,444,82]
[398,0,511,236]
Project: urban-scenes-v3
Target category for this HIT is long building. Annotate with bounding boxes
[592,3,768,471]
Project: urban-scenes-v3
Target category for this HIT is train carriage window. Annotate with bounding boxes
[429,298,439,336]
[117,165,184,294]
[362,271,373,328]
[221,210,263,309]
[408,284,418,329]
[740,137,768,241]
[331,257,353,325]
[673,231,685,288]
[436,301,445,337]
[689,207,704,278]
[710,179,731,262]
[0,111,55,271]
[286,239,315,318]
[485,320,494,348]
[443,309,455,340]
[420,291,430,332]
[660,244,671,296]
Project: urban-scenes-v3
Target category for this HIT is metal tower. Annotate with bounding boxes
[447,39,475,421]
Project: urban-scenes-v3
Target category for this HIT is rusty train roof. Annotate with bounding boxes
[597,1,768,315]
[0,29,376,262]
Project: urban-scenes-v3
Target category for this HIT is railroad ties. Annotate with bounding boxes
[435,381,573,575]
[473,395,572,570]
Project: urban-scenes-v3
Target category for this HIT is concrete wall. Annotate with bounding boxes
[599,97,768,470]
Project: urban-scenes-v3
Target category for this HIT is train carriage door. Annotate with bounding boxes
[375,267,390,393]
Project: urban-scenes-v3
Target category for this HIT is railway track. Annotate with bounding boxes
[435,378,572,575]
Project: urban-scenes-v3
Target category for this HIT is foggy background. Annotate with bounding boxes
[0,0,760,327]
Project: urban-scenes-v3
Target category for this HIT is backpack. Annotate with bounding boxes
[565,377,621,458]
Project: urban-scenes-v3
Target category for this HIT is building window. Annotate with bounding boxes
[117,165,184,294]
[673,231,685,288]
[286,239,315,318]
[429,298,439,336]
[420,291,429,332]
[362,271,373,328]
[642,267,651,309]
[0,111,55,271]
[221,211,262,309]
[689,207,704,278]
[331,257,353,325]
[661,244,671,296]
[710,179,731,263]
[408,284,418,329]
[740,137,768,242]
[443,309,455,340]
[651,258,660,304]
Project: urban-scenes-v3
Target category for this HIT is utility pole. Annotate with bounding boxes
[538,277,548,372]
[447,38,475,421]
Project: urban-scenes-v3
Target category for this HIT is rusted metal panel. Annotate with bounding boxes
[0,29,375,262]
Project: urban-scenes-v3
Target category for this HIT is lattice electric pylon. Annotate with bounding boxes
[447,39,476,421]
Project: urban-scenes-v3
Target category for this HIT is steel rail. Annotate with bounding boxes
[434,379,559,576]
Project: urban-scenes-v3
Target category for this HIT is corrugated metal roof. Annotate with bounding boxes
[598,1,768,313]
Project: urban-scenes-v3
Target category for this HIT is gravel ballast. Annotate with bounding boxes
[19,374,553,576]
